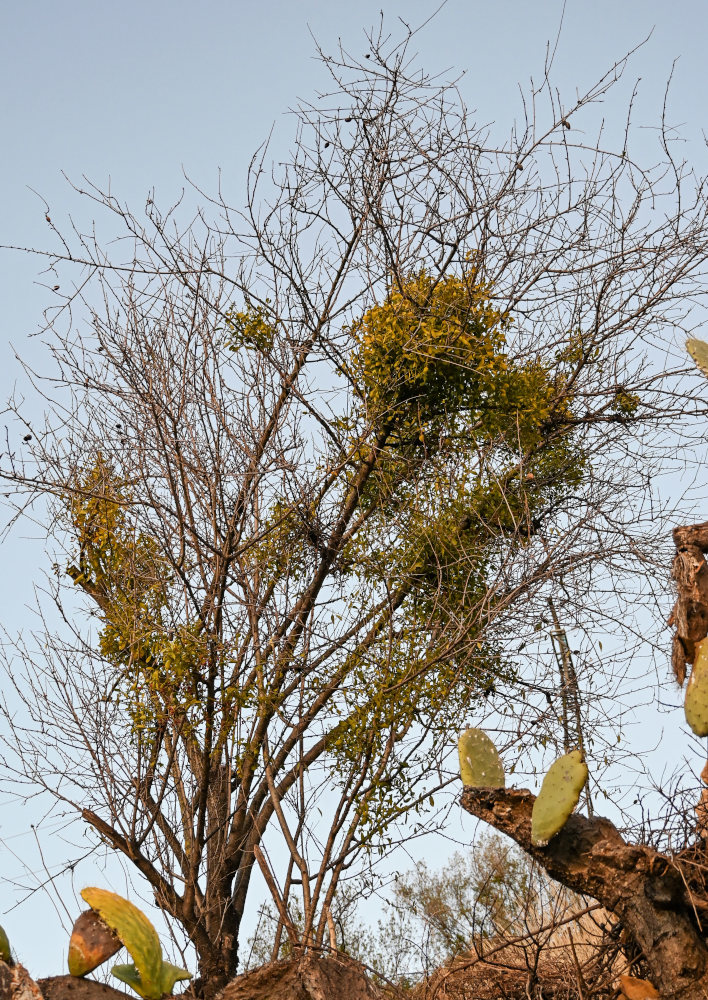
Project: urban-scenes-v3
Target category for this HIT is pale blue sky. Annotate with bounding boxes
[2,0,708,980]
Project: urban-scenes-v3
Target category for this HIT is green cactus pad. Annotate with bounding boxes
[531,750,588,847]
[112,964,149,998]
[112,961,191,999]
[0,924,10,964]
[685,638,708,737]
[687,337,708,379]
[458,728,505,788]
[81,888,163,998]
[157,961,193,995]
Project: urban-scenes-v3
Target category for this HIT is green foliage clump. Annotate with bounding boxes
[349,270,576,453]
[225,303,276,353]
[66,457,208,735]
[346,271,584,560]
[350,270,510,432]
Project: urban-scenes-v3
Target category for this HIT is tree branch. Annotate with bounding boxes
[461,786,708,999]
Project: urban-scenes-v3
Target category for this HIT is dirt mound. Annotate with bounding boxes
[216,953,381,1000]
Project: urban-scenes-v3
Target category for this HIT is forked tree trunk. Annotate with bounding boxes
[461,787,708,1000]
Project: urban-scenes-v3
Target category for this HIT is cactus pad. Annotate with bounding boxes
[81,888,163,998]
[458,728,505,788]
[685,638,708,736]
[0,925,10,964]
[112,961,192,999]
[686,337,708,380]
[112,964,148,998]
[68,908,122,977]
[531,750,588,847]
[157,961,193,995]
[81,887,190,999]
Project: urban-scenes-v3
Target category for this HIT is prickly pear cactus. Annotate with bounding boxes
[68,908,121,977]
[0,924,10,964]
[458,728,505,788]
[113,961,193,998]
[685,638,708,736]
[157,961,194,996]
[80,887,190,999]
[686,337,708,379]
[81,887,163,995]
[531,749,588,847]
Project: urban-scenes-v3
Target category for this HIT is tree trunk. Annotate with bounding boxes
[215,953,380,1000]
[668,520,708,685]
[38,978,132,1000]
[461,787,708,1000]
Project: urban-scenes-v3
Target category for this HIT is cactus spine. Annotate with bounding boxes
[458,728,505,788]
[531,749,588,847]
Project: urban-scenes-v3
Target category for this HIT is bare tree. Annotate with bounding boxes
[2,22,708,997]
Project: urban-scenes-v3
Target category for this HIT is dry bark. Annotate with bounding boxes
[37,979,135,1000]
[461,787,708,999]
[0,963,44,1000]
[215,953,381,1000]
[668,521,708,683]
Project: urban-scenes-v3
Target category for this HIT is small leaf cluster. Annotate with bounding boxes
[225,303,276,353]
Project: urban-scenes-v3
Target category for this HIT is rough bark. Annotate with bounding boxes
[461,787,708,1000]
[669,521,708,683]
[37,979,133,1000]
[0,963,44,1000]
[215,954,381,1000]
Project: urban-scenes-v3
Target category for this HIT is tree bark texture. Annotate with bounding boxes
[0,963,43,1000]
[669,521,708,685]
[215,954,380,1000]
[461,787,708,1000]
[37,979,133,1000]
